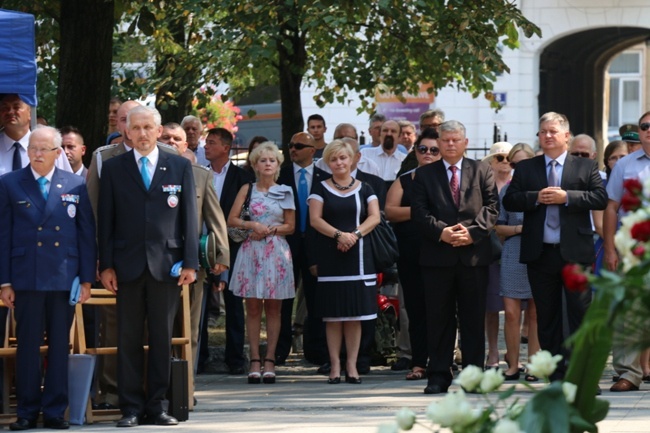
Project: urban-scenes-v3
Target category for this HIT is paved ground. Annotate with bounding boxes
[56,355,650,433]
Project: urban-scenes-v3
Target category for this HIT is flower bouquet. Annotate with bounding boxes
[380,179,650,433]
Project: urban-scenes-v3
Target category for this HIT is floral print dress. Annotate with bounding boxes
[230,184,296,299]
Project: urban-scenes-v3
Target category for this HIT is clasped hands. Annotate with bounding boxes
[336,232,358,252]
[249,221,278,241]
[441,224,474,247]
[537,186,567,205]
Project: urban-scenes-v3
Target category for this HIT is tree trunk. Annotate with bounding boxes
[277,20,307,165]
[56,0,114,164]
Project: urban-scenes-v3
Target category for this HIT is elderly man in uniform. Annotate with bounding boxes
[0,126,96,430]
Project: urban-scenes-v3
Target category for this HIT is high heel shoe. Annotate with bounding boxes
[504,354,525,373]
[262,358,276,384]
[248,359,262,384]
[345,374,362,384]
[327,377,341,384]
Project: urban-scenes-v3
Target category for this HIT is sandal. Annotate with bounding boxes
[525,373,539,382]
[405,369,426,381]
[262,358,276,384]
[504,354,525,373]
[248,359,262,384]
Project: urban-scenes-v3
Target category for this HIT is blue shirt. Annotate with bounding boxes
[542,151,567,244]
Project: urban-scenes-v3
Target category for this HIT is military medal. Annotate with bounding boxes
[163,185,181,208]
[167,194,179,208]
[67,203,76,218]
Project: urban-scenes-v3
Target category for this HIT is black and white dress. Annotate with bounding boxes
[309,181,378,322]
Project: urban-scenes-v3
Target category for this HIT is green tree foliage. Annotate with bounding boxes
[129,0,540,143]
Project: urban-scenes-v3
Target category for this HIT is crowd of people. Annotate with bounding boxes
[0,91,649,429]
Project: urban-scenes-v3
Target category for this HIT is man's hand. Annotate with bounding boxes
[0,286,15,309]
[178,268,197,286]
[100,269,119,294]
[309,265,318,277]
[79,282,92,304]
[537,187,567,205]
[213,281,226,292]
[604,247,619,272]
[211,264,228,275]
[441,224,473,246]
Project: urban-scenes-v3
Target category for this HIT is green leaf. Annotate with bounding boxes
[518,383,571,433]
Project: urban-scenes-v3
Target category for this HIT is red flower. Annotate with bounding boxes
[633,245,646,258]
[623,178,643,195]
[562,264,589,292]
[631,221,650,242]
[621,193,642,212]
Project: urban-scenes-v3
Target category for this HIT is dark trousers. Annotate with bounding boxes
[222,285,246,369]
[396,237,428,368]
[423,263,488,388]
[281,236,327,365]
[14,291,73,420]
[527,245,592,379]
[117,269,180,417]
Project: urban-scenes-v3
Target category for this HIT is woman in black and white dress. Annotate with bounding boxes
[308,139,380,384]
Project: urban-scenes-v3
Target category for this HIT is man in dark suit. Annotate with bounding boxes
[503,112,607,380]
[203,127,254,375]
[276,132,328,366]
[0,126,96,430]
[98,106,198,427]
[411,120,499,394]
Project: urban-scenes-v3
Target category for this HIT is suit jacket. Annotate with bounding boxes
[411,158,499,267]
[502,154,607,264]
[356,169,387,210]
[192,164,229,268]
[98,146,199,283]
[87,141,177,218]
[0,166,96,290]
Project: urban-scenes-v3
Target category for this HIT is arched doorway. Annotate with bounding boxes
[539,27,650,147]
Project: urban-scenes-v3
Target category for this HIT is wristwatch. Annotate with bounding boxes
[353,229,363,239]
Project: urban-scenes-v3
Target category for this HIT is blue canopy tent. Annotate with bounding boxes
[0,8,37,107]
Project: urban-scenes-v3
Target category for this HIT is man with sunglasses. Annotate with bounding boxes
[503,112,607,382]
[569,134,607,180]
[603,111,650,392]
[276,132,328,367]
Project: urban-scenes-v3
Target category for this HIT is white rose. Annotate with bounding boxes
[426,390,480,429]
[493,418,525,433]
[562,381,577,404]
[480,368,505,393]
[526,350,563,378]
[454,365,483,392]
[394,408,416,430]
[377,423,399,433]
[507,403,525,419]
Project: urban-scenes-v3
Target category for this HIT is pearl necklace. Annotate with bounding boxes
[332,177,355,190]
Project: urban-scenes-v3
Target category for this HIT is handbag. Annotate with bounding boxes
[368,214,399,272]
[227,182,254,243]
[489,229,502,263]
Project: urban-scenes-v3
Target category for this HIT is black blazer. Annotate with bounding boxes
[278,164,326,263]
[411,158,499,267]
[502,154,607,264]
[356,169,387,210]
[98,147,199,282]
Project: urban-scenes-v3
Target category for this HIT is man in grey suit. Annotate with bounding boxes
[503,112,607,380]
[98,106,198,427]
[411,120,499,394]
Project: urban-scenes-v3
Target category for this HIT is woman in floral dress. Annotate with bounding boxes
[228,142,295,384]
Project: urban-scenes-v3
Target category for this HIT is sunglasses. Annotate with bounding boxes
[640,122,650,131]
[288,142,314,150]
[570,151,590,158]
[416,145,440,156]
[492,154,508,163]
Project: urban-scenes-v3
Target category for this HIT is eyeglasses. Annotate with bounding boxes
[27,146,58,154]
[416,145,440,156]
[491,154,508,163]
[570,151,591,158]
[288,142,314,150]
[640,122,650,131]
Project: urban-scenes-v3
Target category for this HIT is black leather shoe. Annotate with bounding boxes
[391,357,411,371]
[345,375,362,384]
[424,383,448,394]
[317,362,331,375]
[9,418,37,431]
[116,414,139,428]
[94,402,118,410]
[327,376,341,384]
[43,418,69,429]
[151,412,179,426]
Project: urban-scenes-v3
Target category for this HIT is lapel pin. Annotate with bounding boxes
[56,184,62,188]
[160,167,167,171]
